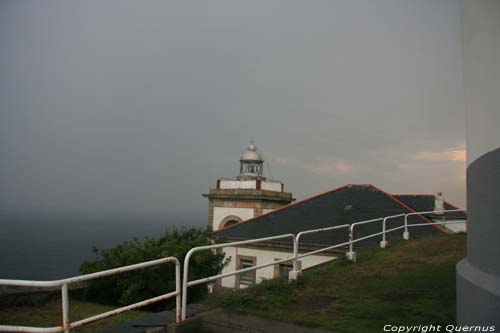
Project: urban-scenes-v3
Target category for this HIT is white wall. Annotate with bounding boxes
[262,208,275,215]
[213,207,254,230]
[219,180,256,189]
[220,246,335,289]
[261,181,282,192]
[218,179,283,192]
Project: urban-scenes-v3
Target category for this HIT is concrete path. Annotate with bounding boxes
[98,307,333,333]
[97,305,204,333]
[168,309,333,333]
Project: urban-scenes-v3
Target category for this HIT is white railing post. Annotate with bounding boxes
[289,236,301,283]
[292,236,298,272]
[181,249,192,322]
[380,214,406,248]
[347,217,388,261]
[380,217,388,248]
[174,259,181,324]
[403,214,410,240]
[346,224,356,262]
[61,283,69,333]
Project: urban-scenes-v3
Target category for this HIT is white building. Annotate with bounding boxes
[203,141,294,232]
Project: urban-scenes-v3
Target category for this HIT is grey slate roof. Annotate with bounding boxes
[394,195,467,220]
[213,184,462,249]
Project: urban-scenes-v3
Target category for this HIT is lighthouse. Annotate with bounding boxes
[204,141,294,231]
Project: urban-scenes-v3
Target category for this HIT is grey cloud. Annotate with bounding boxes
[0,0,465,226]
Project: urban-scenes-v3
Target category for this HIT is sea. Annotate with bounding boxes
[0,219,188,280]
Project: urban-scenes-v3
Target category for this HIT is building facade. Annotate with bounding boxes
[203,141,293,231]
[213,184,465,290]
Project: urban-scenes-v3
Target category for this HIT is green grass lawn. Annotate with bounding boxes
[205,234,466,333]
[0,298,147,333]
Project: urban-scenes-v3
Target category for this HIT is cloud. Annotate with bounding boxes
[0,0,466,221]
[269,156,290,167]
[413,145,466,162]
[303,158,355,176]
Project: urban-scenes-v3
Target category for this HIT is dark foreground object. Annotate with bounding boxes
[168,309,333,333]
[457,147,500,325]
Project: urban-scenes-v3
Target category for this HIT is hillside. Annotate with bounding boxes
[0,299,146,333]
[205,234,466,332]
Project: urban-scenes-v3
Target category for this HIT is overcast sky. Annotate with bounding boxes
[0,0,465,227]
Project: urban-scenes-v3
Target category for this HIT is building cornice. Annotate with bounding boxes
[203,188,294,203]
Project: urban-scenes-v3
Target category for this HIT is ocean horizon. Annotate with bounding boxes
[0,218,201,280]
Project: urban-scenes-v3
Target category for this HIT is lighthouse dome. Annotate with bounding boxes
[240,141,263,162]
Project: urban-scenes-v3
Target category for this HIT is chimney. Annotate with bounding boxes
[434,192,445,214]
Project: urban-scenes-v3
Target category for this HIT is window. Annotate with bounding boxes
[236,255,256,288]
[274,259,301,278]
[223,220,239,228]
[279,263,293,278]
[240,162,263,176]
[239,260,255,285]
[219,216,243,230]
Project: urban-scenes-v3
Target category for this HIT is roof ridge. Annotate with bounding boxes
[213,183,358,234]
[394,194,433,197]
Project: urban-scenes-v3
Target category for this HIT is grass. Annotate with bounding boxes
[0,298,147,332]
[204,233,466,332]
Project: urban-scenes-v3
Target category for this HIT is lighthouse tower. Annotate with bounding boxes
[204,141,294,231]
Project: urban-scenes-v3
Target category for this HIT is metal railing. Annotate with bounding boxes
[218,177,283,184]
[302,209,466,263]
[1,209,467,328]
[347,217,383,260]
[295,224,351,260]
[181,209,465,320]
[404,209,466,240]
[0,257,181,333]
[181,234,296,321]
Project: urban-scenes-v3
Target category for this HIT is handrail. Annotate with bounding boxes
[181,233,296,321]
[0,256,181,332]
[295,224,350,262]
[380,213,406,248]
[348,217,383,255]
[404,209,466,239]
[1,209,468,328]
[297,210,466,263]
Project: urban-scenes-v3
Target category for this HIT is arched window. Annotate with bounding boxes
[223,220,239,227]
[218,215,243,229]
